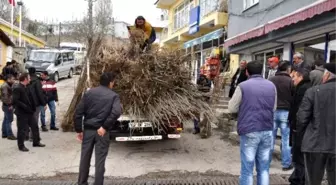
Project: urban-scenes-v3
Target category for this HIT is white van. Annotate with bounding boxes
[25,49,75,82]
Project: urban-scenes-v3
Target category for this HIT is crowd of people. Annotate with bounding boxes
[228,52,335,185]
[0,61,59,152]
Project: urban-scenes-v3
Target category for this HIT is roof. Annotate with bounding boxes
[0,29,14,46]
[0,18,45,45]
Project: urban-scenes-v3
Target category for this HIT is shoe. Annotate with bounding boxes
[2,136,7,139]
[41,126,48,132]
[19,146,29,152]
[25,137,29,141]
[33,143,46,147]
[50,127,59,131]
[7,136,17,140]
[283,164,294,171]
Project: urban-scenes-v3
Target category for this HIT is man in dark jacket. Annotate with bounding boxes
[2,62,17,80]
[75,72,121,185]
[297,63,335,185]
[12,73,45,152]
[40,71,59,131]
[269,61,294,171]
[229,61,277,185]
[309,59,324,86]
[228,60,247,98]
[293,52,312,71]
[288,67,311,185]
[1,74,16,140]
[28,67,47,131]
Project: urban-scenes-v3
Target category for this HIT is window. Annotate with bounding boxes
[173,0,193,31]
[62,53,69,61]
[68,52,74,60]
[200,0,218,17]
[244,0,259,10]
[295,36,326,66]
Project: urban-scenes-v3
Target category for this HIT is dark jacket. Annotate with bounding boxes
[12,83,36,115]
[29,74,46,107]
[288,79,311,147]
[41,78,58,102]
[229,68,247,98]
[309,66,324,86]
[294,61,312,72]
[297,78,336,154]
[269,71,294,110]
[1,82,13,106]
[74,86,122,133]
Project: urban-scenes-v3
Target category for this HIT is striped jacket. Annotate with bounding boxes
[41,79,58,102]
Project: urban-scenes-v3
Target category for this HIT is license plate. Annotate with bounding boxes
[129,122,152,128]
[116,135,162,141]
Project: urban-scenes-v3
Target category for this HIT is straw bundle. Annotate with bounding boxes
[61,31,215,133]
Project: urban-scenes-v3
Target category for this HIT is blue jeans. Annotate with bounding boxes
[240,131,273,185]
[2,105,14,137]
[193,119,200,132]
[272,109,291,168]
[40,100,56,128]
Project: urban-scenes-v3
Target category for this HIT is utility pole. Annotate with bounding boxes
[17,1,23,47]
[58,22,62,48]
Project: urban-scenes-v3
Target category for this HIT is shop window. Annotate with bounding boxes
[328,33,336,63]
[295,36,326,66]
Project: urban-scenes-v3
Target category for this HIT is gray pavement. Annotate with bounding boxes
[0,76,292,180]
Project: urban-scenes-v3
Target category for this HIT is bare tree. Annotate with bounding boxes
[68,0,114,44]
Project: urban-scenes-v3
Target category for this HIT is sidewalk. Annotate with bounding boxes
[0,175,289,185]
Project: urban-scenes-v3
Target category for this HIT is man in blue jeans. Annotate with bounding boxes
[269,61,294,171]
[40,71,59,131]
[229,61,277,185]
[1,74,16,140]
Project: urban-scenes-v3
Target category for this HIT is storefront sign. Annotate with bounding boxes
[189,6,200,35]
[183,28,224,49]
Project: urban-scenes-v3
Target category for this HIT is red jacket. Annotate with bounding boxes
[41,79,58,102]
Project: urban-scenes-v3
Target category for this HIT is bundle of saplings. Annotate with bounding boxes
[61,31,216,133]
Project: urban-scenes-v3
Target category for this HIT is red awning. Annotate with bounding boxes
[225,0,336,48]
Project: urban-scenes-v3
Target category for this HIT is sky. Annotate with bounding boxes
[23,0,163,26]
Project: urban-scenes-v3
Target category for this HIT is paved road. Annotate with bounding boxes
[0,76,291,180]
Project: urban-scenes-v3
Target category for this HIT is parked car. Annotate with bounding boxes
[25,49,75,82]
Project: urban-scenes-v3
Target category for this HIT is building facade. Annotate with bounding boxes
[0,29,15,70]
[225,0,336,76]
[156,0,228,82]
[0,18,45,48]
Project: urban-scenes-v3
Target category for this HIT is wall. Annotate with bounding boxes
[227,0,317,38]
[0,40,7,69]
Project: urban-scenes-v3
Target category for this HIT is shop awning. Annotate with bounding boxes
[224,0,336,48]
[184,28,224,48]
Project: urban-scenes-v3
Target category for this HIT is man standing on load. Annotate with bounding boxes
[134,16,156,51]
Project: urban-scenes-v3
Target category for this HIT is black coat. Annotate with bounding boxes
[269,72,294,110]
[288,79,311,145]
[297,78,336,154]
[12,83,36,115]
[229,68,248,98]
[29,74,46,107]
